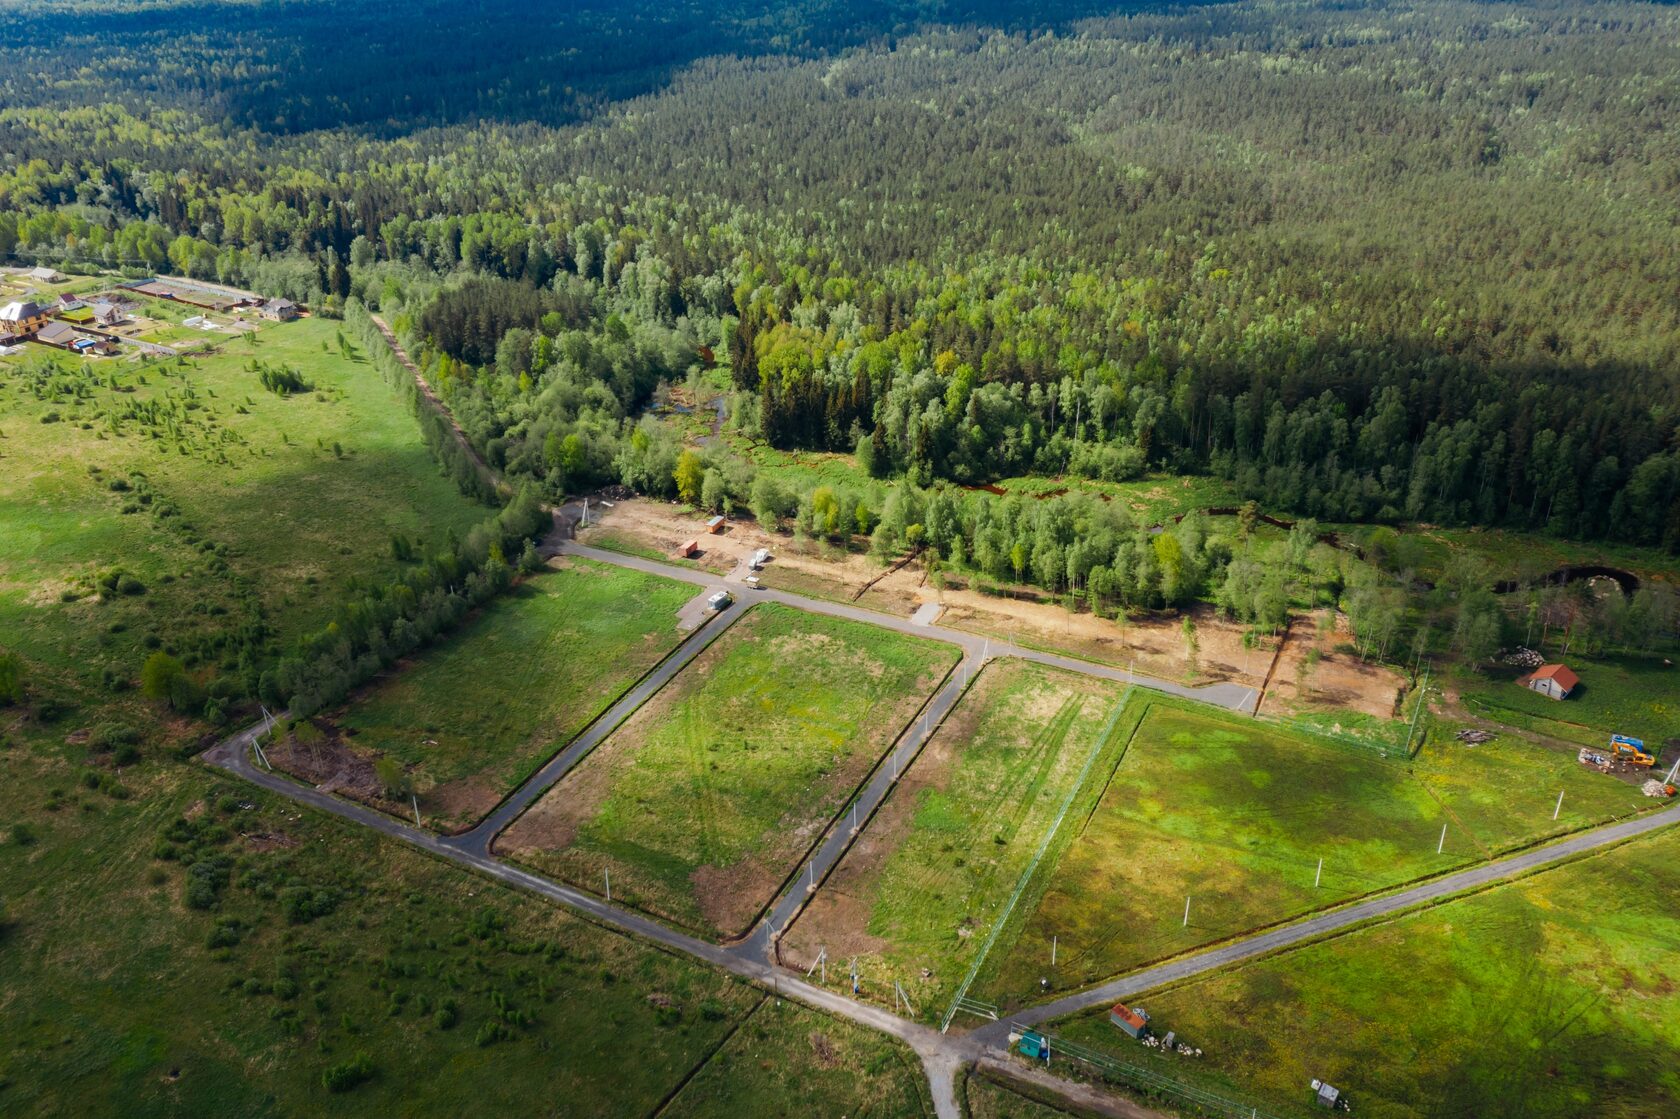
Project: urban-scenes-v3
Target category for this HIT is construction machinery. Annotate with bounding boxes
[1610,734,1656,768]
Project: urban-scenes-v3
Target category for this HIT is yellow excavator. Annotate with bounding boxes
[1610,735,1655,768]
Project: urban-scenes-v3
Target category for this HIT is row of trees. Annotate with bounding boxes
[257,490,549,718]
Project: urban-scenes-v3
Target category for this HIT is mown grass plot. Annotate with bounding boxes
[327,557,695,830]
[784,659,1122,1016]
[1052,826,1680,1119]
[500,603,958,939]
[986,704,1465,1004]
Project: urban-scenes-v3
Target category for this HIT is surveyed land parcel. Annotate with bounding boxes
[783,659,1125,1016]
[972,695,1658,1007]
[323,556,696,830]
[499,603,959,939]
[1053,825,1680,1119]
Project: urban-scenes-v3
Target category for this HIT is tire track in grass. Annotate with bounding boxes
[940,695,1133,1032]
[966,697,1085,914]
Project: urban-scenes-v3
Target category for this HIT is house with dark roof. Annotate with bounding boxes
[1518,663,1578,701]
[260,297,299,322]
[0,299,50,336]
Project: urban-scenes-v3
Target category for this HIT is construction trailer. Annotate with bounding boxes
[1312,1079,1343,1110]
[675,539,700,558]
[705,515,726,534]
[1109,1003,1151,1039]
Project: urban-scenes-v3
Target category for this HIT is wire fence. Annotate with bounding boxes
[1261,669,1432,763]
[939,690,1135,1033]
[1011,1025,1290,1119]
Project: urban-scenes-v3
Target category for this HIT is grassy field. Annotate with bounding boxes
[969,695,1663,1010]
[327,556,696,830]
[501,603,959,939]
[1412,717,1656,856]
[0,315,488,753]
[658,997,934,1118]
[1462,653,1680,752]
[0,758,765,1118]
[782,660,1124,1017]
[1051,824,1680,1119]
[983,702,1468,1005]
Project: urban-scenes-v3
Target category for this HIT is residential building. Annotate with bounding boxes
[0,300,51,336]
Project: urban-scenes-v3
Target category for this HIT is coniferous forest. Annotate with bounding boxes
[3,0,1679,547]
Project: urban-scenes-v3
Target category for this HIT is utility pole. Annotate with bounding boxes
[1315,857,1323,888]
[1051,936,1057,966]
[411,793,421,827]
[1183,895,1191,928]
[1437,824,1447,855]
[604,869,611,903]
[1554,790,1564,821]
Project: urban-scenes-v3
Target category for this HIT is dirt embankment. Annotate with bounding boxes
[1267,610,1406,720]
[582,498,1406,718]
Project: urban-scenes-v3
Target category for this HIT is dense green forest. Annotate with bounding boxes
[3,0,1679,550]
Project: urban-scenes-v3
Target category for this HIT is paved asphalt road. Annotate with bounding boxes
[200,534,1680,1117]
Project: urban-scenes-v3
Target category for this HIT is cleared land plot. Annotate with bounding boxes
[657,997,934,1118]
[1051,825,1680,1119]
[318,557,695,831]
[982,698,1666,1011]
[984,701,1468,1006]
[1462,653,1680,751]
[501,603,959,939]
[783,659,1123,1016]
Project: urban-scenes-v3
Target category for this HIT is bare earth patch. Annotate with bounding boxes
[1269,609,1405,719]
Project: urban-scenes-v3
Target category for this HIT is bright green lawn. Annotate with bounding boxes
[1053,825,1680,1119]
[1462,654,1680,751]
[334,556,694,830]
[659,996,934,1118]
[505,603,959,939]
[784,659,1124,1018]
